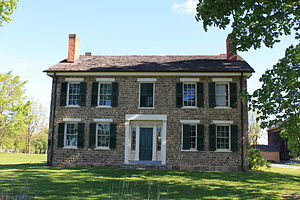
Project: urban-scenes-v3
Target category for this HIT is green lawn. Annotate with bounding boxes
[0,153,299,199]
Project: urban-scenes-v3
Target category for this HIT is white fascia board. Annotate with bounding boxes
[212,120,233,125]
[93,118,113,123]
[137,78,157,82]
[50,72,252,78]
[63,118,82,122]
[96,78,115,82]
[180,120,201,124]
[212,78,232,82]
[126,114,167,121]
[65,78,84,82]
[180,78,199,82]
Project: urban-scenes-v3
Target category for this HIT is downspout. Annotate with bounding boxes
[240,72,245,171]
[49,72,57,166]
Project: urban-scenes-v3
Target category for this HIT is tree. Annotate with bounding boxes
[196,0,300,156]
[32,127,48,154]
[0,72,30,150]
[0,0,19,27]
[248,111,263,146]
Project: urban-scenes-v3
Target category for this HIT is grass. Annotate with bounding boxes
[0,153,299,199]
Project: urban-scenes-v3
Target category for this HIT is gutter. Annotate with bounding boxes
[49,72,57,166]
[240,72,245,171]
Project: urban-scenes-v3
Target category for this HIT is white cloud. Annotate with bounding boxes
[172,0,198,14]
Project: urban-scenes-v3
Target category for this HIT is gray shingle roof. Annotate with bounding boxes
[254,145,281,152]
[44,55,254,73]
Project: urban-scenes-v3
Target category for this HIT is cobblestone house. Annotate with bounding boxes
[44,34,255,172]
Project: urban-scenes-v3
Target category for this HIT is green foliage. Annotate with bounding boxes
[0,0,19,26]
[31,128,48,154]
[248,110,262,146]
[1,153,300,199]
[248,148,270,170]
[196,0,300,51]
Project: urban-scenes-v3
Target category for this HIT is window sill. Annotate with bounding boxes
[181,149,198,152]
[65,105,80,108]
[63,147,78,149]
[214,149,232,153]
[182,106,198,109]
[94,147,111,150]
[96,106,112,108]
[138,107,155,109]
[214,106,231,109]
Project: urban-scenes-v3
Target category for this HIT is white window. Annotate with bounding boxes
[216,125,230,150]
[215,83,229,107]
[131,127,136,151]
[96,123,110,148]
[65,123,78,147]
[183,83,196,107]
[182,124,197,150]
[139,82,154,108]
[99,83,112,106]
[156,127,162,151]
[67,83,81,106]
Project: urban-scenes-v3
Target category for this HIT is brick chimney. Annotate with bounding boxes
[67,34,80,62]
[226,34,237,61]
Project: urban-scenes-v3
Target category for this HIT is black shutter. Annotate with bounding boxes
[230,83,237,108]
[182,124,190,150]
[176,83,183,108]
[80,82,87,107]
[89,123,96,148]
[197,125,204,151]
[91,82,98,107]
[77,123,85,148]
[208,82,216,108]
[110,123,117,149]
[112,82,118,107]
[231,125,238,151]
[209,125,216,151]
[58,123,65,148]
[197,83,204,108]
[60,82,68,106]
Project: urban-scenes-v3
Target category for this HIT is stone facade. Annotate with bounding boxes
[47,75,249,172]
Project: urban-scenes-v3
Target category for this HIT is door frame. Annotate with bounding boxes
[124,114,167,164]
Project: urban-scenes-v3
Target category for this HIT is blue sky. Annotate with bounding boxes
[0,0,295,114]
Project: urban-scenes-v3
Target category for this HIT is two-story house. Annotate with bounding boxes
[44,34,254,172]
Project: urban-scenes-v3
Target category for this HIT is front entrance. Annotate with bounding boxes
[139,128,153,161]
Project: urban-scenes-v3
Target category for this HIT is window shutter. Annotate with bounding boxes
[176,83,183,108]
[58,123,65,148]
[208,82,216,108]
[230,83,237,108]
[197,125,204,151]
[60,82,68,106]
[77,123,85,148]
[231,125,238,151]
[91,82,99,107]
[89,123,96,148]
[182,124,190,150]
[209,125,216,151]
[112,82,118,107]
[197,83,204,108]
[110,123,117,149]
[80,82,87,107]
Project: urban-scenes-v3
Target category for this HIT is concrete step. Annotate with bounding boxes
[119,163,166,170]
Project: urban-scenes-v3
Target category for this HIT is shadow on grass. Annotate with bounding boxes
[0,163,299,199]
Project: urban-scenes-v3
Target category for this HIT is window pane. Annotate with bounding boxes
[68,83,80,105]
[140,83,154,107]
[157,128,162,151]
[131,127,136,151]
[97,124,110,147]
[183,83,196,107]
[99,83,112,106]
[190,125,196,149]
[65,123,78,147]
[216,126,230,150]
[216,84,228,107]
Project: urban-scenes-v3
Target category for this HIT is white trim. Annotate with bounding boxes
[214,106,231,109]
[212,78,232,82]
[94,147,111,150]
[93,118,113,123]
[180,120,200,124]
[65,105,80,108]
[135,124,140,161]
[137,78,157,82]
[180,78,199,82]
[126,114,167,121]
[62,147,78,149]
[215,125,232,151]
[124,121,130,164]
[182,82,197,107]
[63,118,82,122]
[152,124,157,161]
[96,78,115,82]
[65,78,84,82]
[215,149,232,153]
[212,120,233,124]
[47,72,252,78]
[96,106,112,108]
